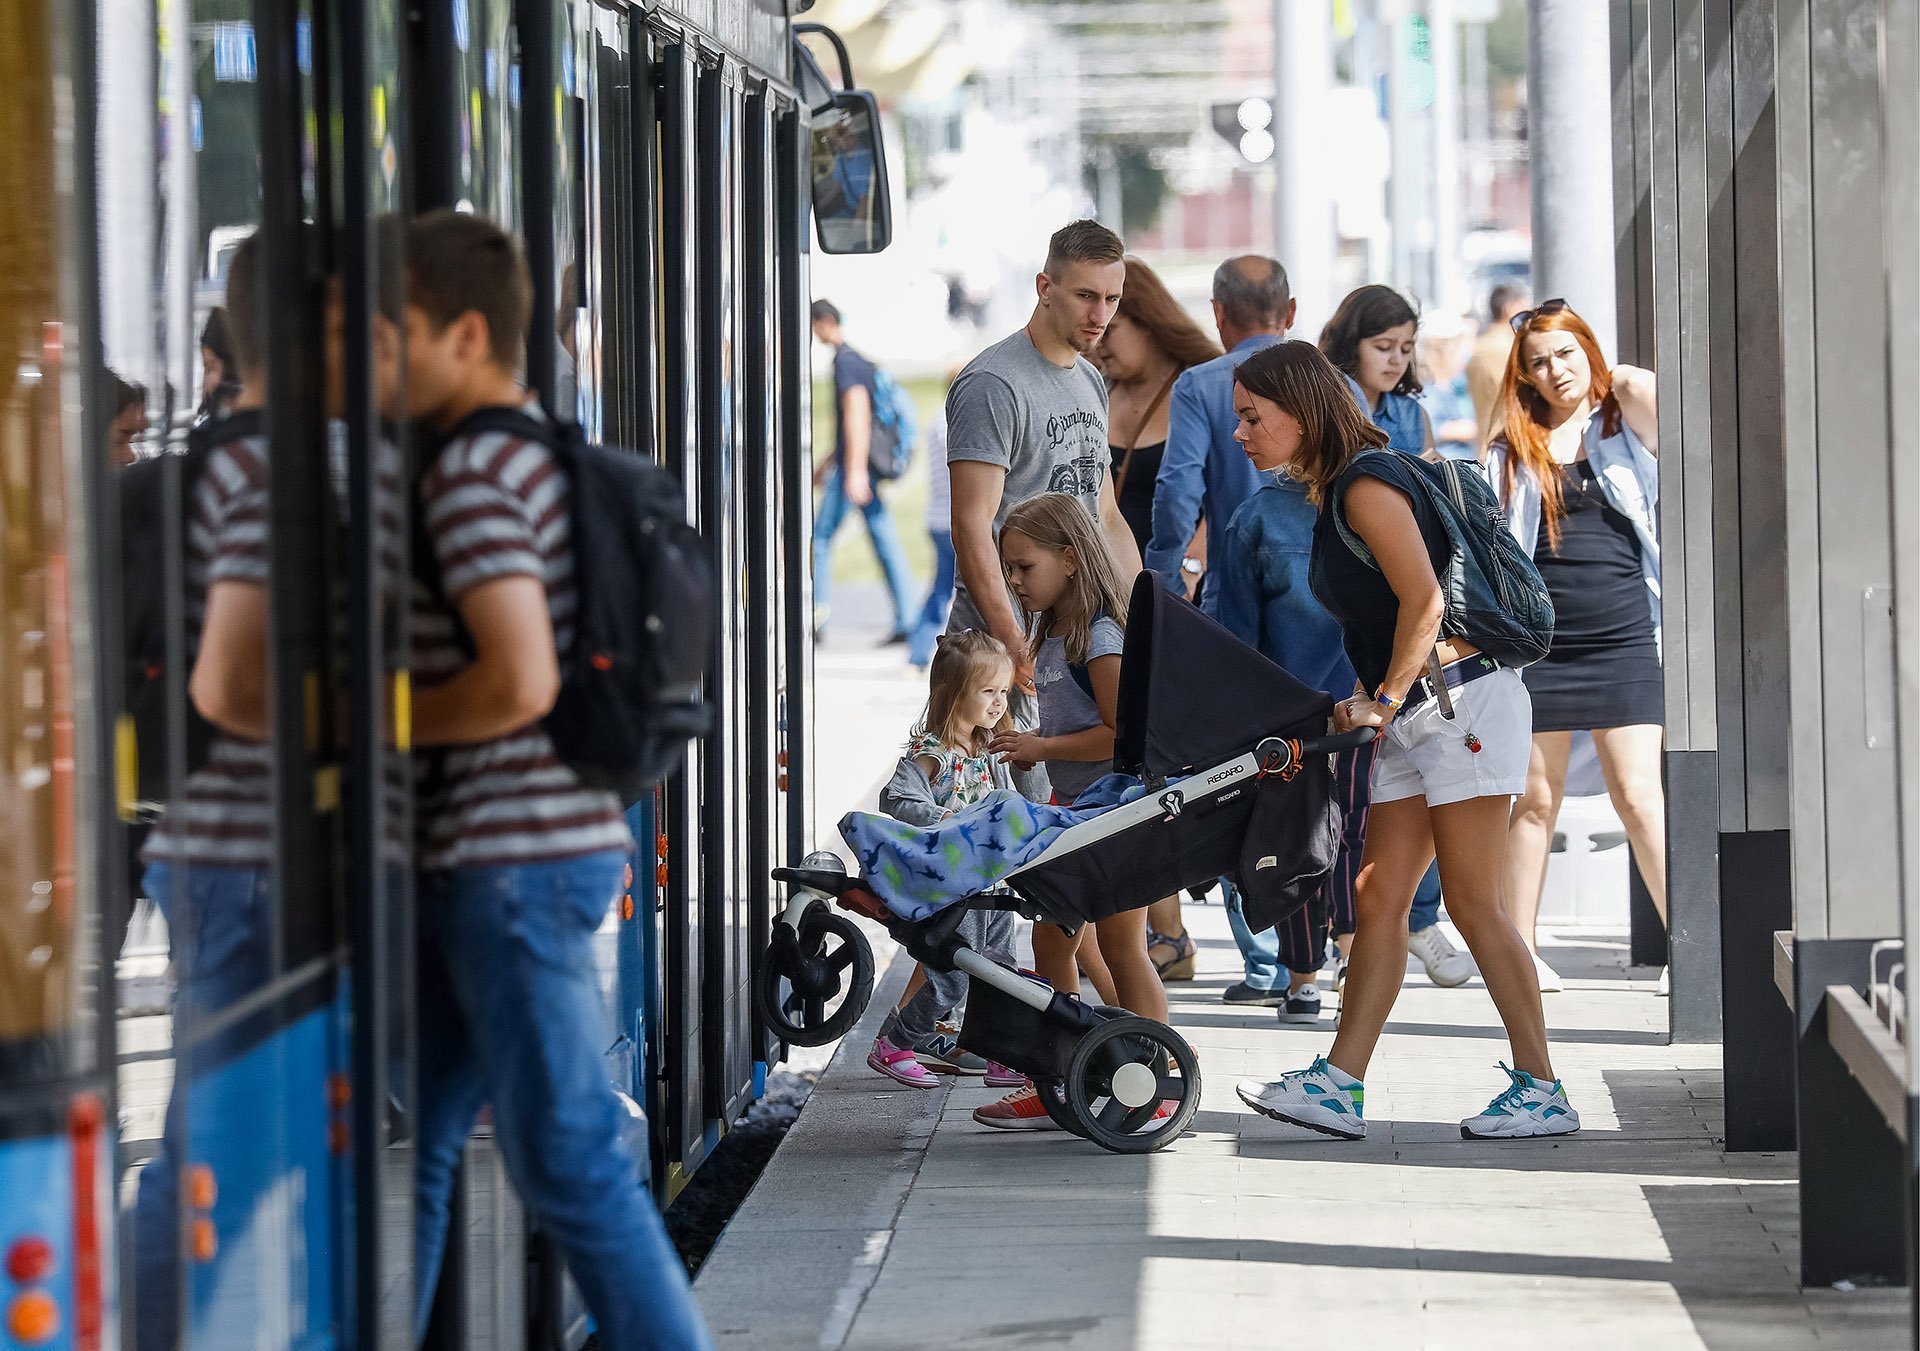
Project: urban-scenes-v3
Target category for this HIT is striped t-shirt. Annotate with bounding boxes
[412,404,634,870]
[142,422,275,869]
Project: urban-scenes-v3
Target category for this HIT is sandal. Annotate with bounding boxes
[1147,927,1197,982]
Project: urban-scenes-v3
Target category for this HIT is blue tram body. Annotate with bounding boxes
[2,0,885,1345]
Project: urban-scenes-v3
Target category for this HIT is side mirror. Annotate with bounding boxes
[810,91,892,255]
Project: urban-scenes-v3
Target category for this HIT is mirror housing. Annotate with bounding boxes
[809,90,893,255]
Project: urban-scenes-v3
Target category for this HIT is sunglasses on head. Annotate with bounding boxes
[1510,297,1570,333]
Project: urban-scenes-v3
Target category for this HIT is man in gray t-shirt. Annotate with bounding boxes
[945,219,1143,696]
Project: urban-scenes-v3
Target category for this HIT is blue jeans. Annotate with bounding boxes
[413,853,711,1350]
[907,529,956,666]
[133,861,274,1351]
[813,465,915,634]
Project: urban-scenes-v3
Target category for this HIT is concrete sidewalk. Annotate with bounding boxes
[695,906,1907,1350]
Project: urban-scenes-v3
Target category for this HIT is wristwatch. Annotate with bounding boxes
[1180,557,1203,577]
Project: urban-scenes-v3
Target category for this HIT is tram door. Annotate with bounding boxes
[0,4,116,1345]
[88,0,416,1345]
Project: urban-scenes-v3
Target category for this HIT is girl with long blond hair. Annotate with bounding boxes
[970,493,1169,1130]
[1486,300,1664,993]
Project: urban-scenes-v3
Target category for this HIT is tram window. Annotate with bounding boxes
[809,91,891,254]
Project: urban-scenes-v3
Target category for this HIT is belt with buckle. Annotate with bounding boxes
[1401,654,1502,716]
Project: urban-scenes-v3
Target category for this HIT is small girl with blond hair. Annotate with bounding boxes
[867,630,1024,1088]
[973,492,1172,1130]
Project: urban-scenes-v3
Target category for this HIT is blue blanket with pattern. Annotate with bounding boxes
[839,775,1149,920]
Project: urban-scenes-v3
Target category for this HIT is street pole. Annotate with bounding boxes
[1273,0,1334,331]
[1430,0,1462,313]
[1385,0,1419,295]
[1527,0,1618,353]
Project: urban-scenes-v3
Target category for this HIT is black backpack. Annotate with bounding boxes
[119,412,263,804]
[418,409,713,798]
[1329,450,1556,668]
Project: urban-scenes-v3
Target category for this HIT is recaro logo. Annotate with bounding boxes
[1204,766,1242,786]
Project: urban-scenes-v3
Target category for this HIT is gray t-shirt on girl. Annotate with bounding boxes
[1035,614,1127,802]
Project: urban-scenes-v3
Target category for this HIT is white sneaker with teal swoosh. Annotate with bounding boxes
[1460,1063,1580,1139]
[1235,1056,1366,1139]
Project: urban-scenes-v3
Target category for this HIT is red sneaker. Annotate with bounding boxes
[971,1081,1061,1131]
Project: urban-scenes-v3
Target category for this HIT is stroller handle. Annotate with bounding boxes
[1255,727,1378,779]
[1297,727,1379,757]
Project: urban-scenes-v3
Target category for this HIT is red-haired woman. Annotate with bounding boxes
[1487,300,1665,993]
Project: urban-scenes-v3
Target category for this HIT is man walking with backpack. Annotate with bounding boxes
[391,210,711,1350]
[810,299,917,644]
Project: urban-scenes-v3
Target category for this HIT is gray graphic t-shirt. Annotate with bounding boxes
[943,329,1109,633]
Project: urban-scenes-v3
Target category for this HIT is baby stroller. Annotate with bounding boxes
[759,575,1374,1153]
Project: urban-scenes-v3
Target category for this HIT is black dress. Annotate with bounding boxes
[1110,440,1163,554]
[1523,460,1664,731]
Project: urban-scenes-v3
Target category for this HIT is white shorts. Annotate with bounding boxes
[1371,666,1532,807]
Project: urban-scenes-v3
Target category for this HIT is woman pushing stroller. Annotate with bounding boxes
[1229,341,1580,1140]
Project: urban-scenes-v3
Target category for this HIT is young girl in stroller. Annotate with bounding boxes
[866,631,1025,1089]
[760,574,1375,1154]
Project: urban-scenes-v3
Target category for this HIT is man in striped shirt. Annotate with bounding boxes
[394,211,709,1350]
[132,230,276,1351]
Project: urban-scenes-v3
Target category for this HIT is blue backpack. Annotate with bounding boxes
[867,365,919,481]
[1328,450,1556,668]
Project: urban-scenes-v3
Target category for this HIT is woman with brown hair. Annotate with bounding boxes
[1229,341,1576,1141]
[1094,256,1219,980]
[1096,256,1222,550]
[1486,301,1664,993]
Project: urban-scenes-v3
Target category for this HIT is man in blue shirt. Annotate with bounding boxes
[1144,255,1294,611]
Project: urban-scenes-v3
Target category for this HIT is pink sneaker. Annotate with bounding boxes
[867,1035,938,1088]
[984,1061,1024,1088]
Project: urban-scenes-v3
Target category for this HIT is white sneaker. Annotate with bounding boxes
[1531,949,1563,993]
[1656,965,1670,997]
[1408,925,1474,988]
[1460,1063,1580,1139]
[1236,1057,1367,1139]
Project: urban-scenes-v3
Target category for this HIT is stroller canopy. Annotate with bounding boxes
[1112,574,1333,779]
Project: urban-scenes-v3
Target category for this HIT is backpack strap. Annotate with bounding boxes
[1067,660,1095,701]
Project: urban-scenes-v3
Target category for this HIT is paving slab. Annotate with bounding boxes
[697,895,1910,1349]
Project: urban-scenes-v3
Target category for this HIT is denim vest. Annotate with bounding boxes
[1486,410,1661,630]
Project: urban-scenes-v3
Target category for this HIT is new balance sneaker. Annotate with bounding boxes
[1409,924,1475,988]
[1235,1056,1366,1139]
[1278,983,1323,1025]
[972,1081,1062,1131]
[867,1035,938,1088]
[1222,981,1287,1007]
[1459,1063,1581,1139]
[984,1061,1025,1088]
[912,1031,988,1076]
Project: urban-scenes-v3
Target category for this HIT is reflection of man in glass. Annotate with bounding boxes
[131,231,276,1351]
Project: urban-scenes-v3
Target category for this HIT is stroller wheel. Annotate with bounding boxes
[1064,1016,1202,1154]
[1033,1077,1088,1137]
[757,908,874,1047]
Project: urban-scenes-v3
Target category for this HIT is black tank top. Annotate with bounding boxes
[1534,460,1652,651]
[1110,441,1163,554]
[1308,452,1456,693]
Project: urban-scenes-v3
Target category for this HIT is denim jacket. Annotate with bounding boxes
[1486,410,1661,629]
[1212,476,1358,701]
